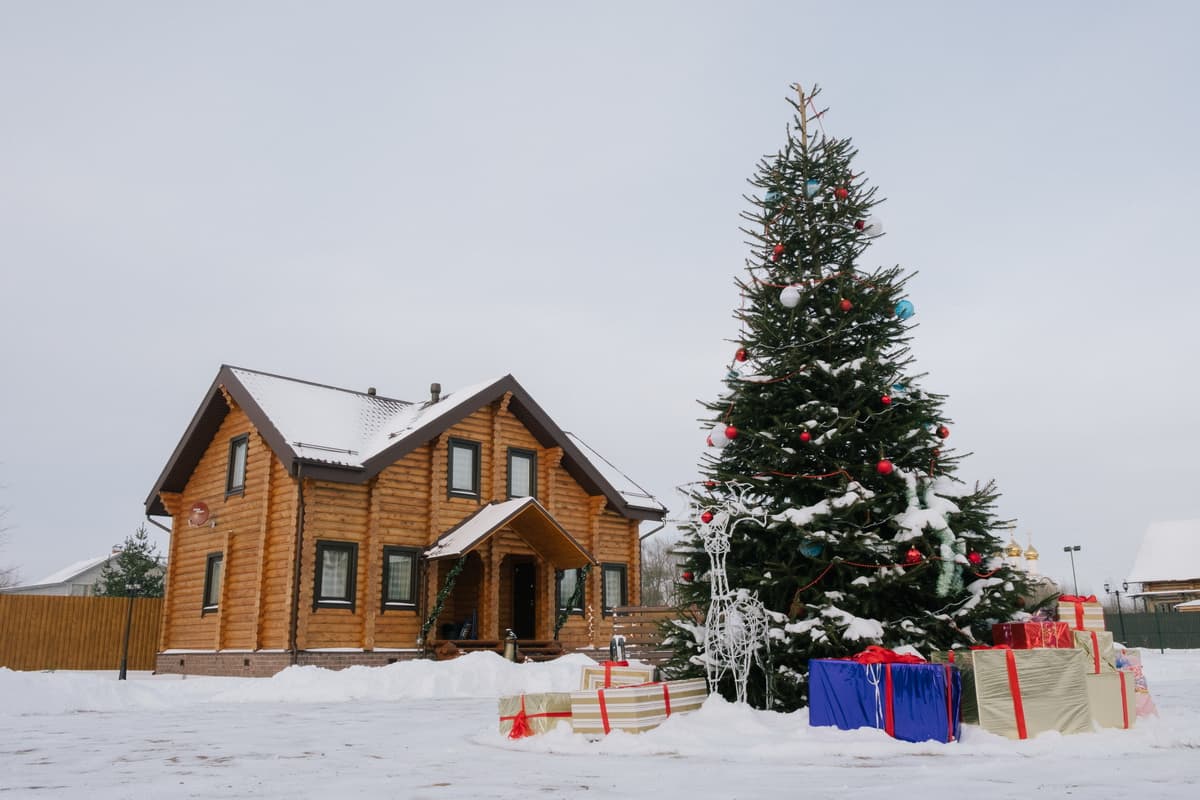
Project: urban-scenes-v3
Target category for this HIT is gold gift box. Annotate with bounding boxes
[1085,670,1136,730]
[498,691,573,738]
[579,663,657,690]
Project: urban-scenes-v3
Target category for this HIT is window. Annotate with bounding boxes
[556,568,585,615]
[602,563,627,616]
[448,438,480,498]
[226,435,248,496]
[382,546,419,609]
[314,541,358,610]
[507,448,537,499]
[203,552,223,612]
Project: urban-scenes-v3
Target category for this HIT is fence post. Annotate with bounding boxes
[1154,606,1165,654]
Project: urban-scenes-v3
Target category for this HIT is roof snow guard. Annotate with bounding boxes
[425,497,595,569]
[145,365,667,521]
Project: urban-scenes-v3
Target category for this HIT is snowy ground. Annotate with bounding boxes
[2,650,1198,799]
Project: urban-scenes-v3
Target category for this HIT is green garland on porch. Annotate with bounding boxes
[419,555,468,646]
[553,563,592,640]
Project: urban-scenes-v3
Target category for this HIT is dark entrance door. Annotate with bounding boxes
[512,562,536,638]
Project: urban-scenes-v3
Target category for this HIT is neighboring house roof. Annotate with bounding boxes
[1176,599,1200,610]
[145,365,667,521]
[425,497,594,569]
[1127,519,1200,583]
[3,554,114,592]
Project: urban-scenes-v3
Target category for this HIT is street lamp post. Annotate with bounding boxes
[1104,580,1128,643]
[1063,545,1081,595]
[118,581,141,681]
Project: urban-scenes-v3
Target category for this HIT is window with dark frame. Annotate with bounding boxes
[382,546,419,609]
[507,447,536,499]
[448,438,480,498]
[314,541,358,610]
[601,563,627,615]
[202,552,223,611]
[226,434,248,496]
[556,568,584,614]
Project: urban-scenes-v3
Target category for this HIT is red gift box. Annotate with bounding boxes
[992,621,1073,649]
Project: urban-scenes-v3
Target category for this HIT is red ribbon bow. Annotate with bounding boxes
[1059,594,1097,603]
[849,645,927,664]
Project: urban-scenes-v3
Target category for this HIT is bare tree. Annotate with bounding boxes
[640,536,679,607]
[0,505,19,589]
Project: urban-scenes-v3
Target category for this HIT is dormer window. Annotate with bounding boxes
[507,448,536,499]
[448,438,480,498]
[226,435,248,496]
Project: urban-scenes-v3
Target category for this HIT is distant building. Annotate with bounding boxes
[1126,520,1200,612]
[1,551,119,596]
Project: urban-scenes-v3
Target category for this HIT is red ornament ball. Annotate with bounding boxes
[682,570,694,582]
[905,547,922,564]
[725,425,739,440]
[880,395,892,406]
[937,425,950,439]
[705,480,716,488]
[700,510,714,524]
[876,459,894,475]
[799,431,812,443]
[854,219,866,231]
[771,243,785,261]
[735,347,748,362]
[967,552,983,566]
[834,187,849,200]
[839,298,853,312]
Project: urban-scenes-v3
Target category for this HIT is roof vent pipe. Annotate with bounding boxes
[430,382,441,403]
[367,387,377,396]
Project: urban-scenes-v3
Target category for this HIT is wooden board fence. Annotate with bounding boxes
[0,595,163,671]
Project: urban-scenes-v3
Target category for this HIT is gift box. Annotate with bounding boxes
[1085,670,1136,729]
[498,692,573,739]
[579,660,657,690]
[992,621,1073,649]
[1071,629,1116,674]
[1116,649,1159,717]
[569,678,708,735]
[1057,594,1105,632]
[938,647,1092,740]
[808,656,962,744]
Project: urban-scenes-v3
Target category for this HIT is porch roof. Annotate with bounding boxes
[424,497,596,569]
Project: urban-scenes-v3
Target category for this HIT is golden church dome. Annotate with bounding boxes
[1005,539,1023,558]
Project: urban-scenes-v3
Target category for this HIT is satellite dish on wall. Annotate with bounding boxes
[189,502,211,527]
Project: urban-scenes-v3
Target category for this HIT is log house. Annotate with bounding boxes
[145,366,665,676]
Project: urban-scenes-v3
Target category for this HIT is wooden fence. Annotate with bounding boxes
[0,595,163,671]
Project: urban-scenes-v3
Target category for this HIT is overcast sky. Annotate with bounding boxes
[1,2,1196,598]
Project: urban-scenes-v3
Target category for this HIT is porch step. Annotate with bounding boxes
[432,639,563,663]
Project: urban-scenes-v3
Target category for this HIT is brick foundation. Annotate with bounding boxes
[155,650,427,677]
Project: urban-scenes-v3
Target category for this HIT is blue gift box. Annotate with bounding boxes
[809,658,962,743]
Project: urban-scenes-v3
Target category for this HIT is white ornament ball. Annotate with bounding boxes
[709,423,729,448]
[865,216,884,237]
[780,285,802,308]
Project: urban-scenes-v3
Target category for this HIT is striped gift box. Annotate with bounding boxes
[569,678,708,735]
[1057,595,1105,632]
[579,662,657,690]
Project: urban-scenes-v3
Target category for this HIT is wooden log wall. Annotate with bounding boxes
[0,596,163,671]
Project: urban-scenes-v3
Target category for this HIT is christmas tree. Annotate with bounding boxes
[666,85,1031,711]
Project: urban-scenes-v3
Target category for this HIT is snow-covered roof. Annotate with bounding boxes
[1127,520,1200,583]
[1175,599,1200,609]
[11,554,114,590]
[146,366,666,522]
[425,497,594,568]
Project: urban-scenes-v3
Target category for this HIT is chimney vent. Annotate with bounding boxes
[367,387,377,396]
[430,382,442,403]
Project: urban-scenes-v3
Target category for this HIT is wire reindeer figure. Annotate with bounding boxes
[689,483,774,706]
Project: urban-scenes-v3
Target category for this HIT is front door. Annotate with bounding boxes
[512,562,536,638]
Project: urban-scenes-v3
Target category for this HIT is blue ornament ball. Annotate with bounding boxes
[800,540,824,558]
[764,190,781,204]
[894,299,915,320]
[804,179,821,198]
